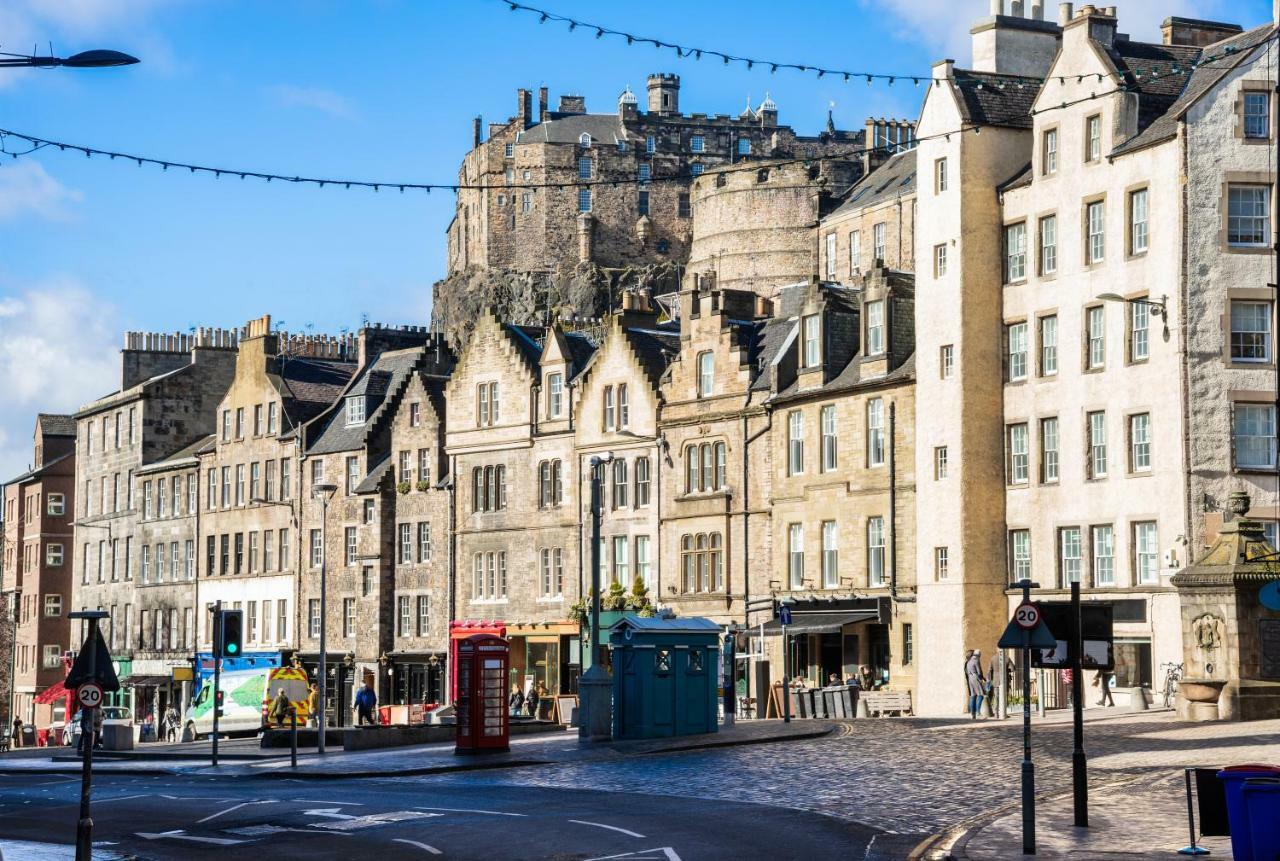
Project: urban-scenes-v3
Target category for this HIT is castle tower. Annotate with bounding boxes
[647,73,680,116]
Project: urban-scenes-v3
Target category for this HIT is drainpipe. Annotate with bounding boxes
[742,407,773,627]
[889,400,914,604]
[446,454,457,707]
[1178,119,1195,555]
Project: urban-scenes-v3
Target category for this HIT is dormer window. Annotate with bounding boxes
[346,396,366,426]
[579,133,592,148]
[866,302,885,355]
[547,373,564,418]
[696,351,714,398]
[802,315,820,368]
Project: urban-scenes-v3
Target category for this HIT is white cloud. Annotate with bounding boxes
[0,279,118,482]
[0,161,83,222]
[873,0,1237,64]
[267,84,357,120]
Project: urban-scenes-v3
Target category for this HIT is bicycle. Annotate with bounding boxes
[1160,662,1184,708]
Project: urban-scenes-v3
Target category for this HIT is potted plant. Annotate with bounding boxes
[415,479,431,492]
[396,481,411,495]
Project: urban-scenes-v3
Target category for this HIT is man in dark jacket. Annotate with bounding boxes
[354,682,377,726]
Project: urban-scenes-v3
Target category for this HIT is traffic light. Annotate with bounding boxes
[215,689,224,718]
[214,609,244,658]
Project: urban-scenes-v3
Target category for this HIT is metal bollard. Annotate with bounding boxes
[290,708,298,769]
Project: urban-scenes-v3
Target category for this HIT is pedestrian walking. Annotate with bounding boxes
[268,687,292,728]
[859,665,875,692]
[962,650,974,714]
[525,683,541,719]
[1093,669,1115,707]
[508,683,524,717]
[306,683,319,727]
[966,650,987,719]
[162,705,180,742]
[354,681,378,726]
[10,717,21,749]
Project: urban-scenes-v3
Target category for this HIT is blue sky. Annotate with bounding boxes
[0,0,1272,479]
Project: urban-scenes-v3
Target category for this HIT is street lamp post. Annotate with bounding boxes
[312,483,337,754]
[0,50,138,68]
[1095,293,1169,341]
[579,453,613,740]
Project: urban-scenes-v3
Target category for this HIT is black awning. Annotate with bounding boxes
[761,610,879,636]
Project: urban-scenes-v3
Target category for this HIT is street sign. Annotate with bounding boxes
[1261,580,1280,612]
[1014,602,1040,630]
[778,605,792,626]
[76,682,104,710]
[65,627,120,692]
[1034,602,1114,670]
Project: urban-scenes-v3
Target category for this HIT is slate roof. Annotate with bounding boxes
[144,434,216,472]
[1107,38,1201,137]
[997,161,1034,193]
[1112,23,1276,157]
[624,324,680,386]
[505,324,546,368]
[36,414,76,437]
[519,114,628,146]
[354,455,392,494]
[307,348,420,455]
[829,149,917,217]
[951,70,1041,129]
[561,331,597,378]
[4,450,73,487]
[281,356,358,429]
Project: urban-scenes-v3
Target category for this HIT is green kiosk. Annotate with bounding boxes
[609,616,721,740]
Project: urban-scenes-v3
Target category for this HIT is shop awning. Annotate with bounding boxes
[118,674,173,688]
[34,681,71,704]
[761,610,879,636]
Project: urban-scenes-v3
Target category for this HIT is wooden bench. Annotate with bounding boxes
[863,690,912,717]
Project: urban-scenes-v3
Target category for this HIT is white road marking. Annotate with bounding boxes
[393,838,443,855]
[226,824,354,838]
[583,849,682,861]
[95,795,152,804]
[568,819,647,838]
[311,811,443,832]
[303,807,357,820]
[412,806,526,817]
[293,799,364,805]
[197,799,277,824]
[136,830,246,846]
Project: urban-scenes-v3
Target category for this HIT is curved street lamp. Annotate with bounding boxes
[0,50,139,69]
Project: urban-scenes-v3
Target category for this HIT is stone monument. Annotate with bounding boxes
[1170,491,1280,721]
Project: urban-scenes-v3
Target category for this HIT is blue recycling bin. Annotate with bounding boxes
[1217,765,1280,860]
[1244,778,1280,861]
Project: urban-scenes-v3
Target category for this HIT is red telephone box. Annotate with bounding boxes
[454,634,510,754]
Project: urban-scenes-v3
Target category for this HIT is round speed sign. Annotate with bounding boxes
[76,682,104,710]
[1013,602,1041,630]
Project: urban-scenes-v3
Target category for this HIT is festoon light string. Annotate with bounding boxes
[498,0,1252,88]
[0,29,1266,195]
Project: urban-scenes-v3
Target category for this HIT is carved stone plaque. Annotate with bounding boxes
[1260,619,1280,680]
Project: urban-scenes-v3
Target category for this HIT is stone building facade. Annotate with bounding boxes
[820,149,918,282]
[2,415,76,727]
[73,330,239,714]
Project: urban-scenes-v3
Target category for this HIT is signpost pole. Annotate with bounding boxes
[782,620,791,724]
[1070,580,1089,827]
[212,599,222,767]
[1017,580,1036,855]
[75,619,98,861]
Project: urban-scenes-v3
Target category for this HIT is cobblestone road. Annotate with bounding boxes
[426,711,1280,853]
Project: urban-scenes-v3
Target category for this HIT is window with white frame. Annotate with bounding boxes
[635,457,651,506]
[1004,222,1026,282]
[696,351,714,397]
[46,543,63,566]
[309,599,320,637]
[820,405,837,472]
[824,234,836,278]
[1134,521,1159,583]
[1042,128,1058,174]
[416,595,430,634]
[546,373,563,417]
[788,524,804,589]
[866,301,885,355]
[579,133,591,147]
[344,598,356,637]
[849,231,861,273]
[44,594,62,617]
[1009,529,1031,582]
[47,493,64,516]
[1087,305,1105,369]
[1244,91,1271,139]
[935,157,948,193]
[1129,412,1151,472]
[1086,200,1105,263]
[1088,411,1108,478]
[940,344,954,378]
[1092,525,1114,586]
[1039,215,1057,275]
[1231,301,1272,362]
[821,521,839,588]
[310,529,323,566]
[612,460,628,509]
[788,411,804,475]
[1228,185,1270,246]
[867,517,885,586]
[1007,322,1028,381]
[1040,416,1059,483]
[618,383,629,428]
[603,385,615,430]
[934,445,948,479]
[1039,315,1058,376]
[1059,527,1082,586]
[1007,423,1029,485]
[1130,188,1149,254]
[1086,114,1101,161]
[873,222,886,262]
[935,547,949,580]
[1130,301,1150,362]
[802,314,820,367]
[1234,403,1276,469]
[867,398,885,466]
[346,396,365,426]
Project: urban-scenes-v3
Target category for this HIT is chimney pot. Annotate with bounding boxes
[990,0,1002,13]
[1059,2,1073,25]
[1031,1,1044,18]
[1011,0,1024,16]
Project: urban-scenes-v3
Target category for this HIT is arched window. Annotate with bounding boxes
[700,444,714,491]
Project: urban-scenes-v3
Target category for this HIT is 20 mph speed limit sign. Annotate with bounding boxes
[1013,602,1041,630]
[76,682,104,710]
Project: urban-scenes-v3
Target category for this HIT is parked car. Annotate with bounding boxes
[63,706,133,747]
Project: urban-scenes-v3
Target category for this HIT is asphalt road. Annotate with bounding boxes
[0,771,879,860]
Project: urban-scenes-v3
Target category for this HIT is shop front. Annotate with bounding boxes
[120,658,196,738]
[386,651,447,709]
[450,620,580,721]
[293,651,358,728]
[761,598,898,690]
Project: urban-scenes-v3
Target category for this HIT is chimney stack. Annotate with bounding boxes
[517,88,532,129]
[538,86,549,122]
[472,116,482,148]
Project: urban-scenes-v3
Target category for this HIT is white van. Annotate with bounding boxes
[184,668,268,739]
